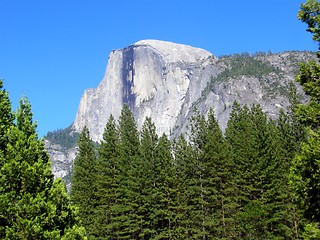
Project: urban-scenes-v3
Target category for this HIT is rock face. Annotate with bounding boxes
[44,139,76,191]
[46,39,315,182]
[73,40,219,142]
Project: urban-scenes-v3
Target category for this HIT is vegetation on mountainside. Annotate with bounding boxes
[45,124,80,149]
[196,51,314,108]
[219,53,281,78]
[200,53,281,100]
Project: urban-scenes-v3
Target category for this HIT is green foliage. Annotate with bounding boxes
[108,105,142,239]
[298,0,320,47]
[291,129,320,221]
[225,103,302,239]
[220,53,281,78]
[151,133,176,239]
[173,135,197,238]
[296,60,320,130]
[94,115,120,239]
[16,97,37,136]
[0,80,86,239]
[0,79,14,152]
[70,126,97,239]
[45,124,80,149]
[187,108,237,239]
[302,222,320,239]
[290,1,320,236]
[68,102,311,239]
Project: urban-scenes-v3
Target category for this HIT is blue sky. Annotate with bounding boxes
[0,0,317,136]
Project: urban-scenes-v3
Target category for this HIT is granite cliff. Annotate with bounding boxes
[45,39,314,184]
[72,40,219,142]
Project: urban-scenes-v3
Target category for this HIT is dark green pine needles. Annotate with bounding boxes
[0,81,87,239]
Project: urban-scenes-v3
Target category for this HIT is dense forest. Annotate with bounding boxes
[0,0,320,239]
[70,97,305,239]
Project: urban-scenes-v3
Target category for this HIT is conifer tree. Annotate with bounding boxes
[188,110,210,239]
[0,80,14,153]
[110,105,141,239]
[94,115,120,239]
[0,94,86,239]
[186,109,232,239]
[173,134,197,239]
[71,126,97,238]
[138,117,159,239]
[151,133,177,239]
[204,108,236,239]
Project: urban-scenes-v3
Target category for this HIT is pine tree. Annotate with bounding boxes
[204,108,236,239]
[94,115,120,239]
[257,119,298,239]
[138,117,159,239]
[173,134,197,239]
[188,110,210,239]
[276,84,306,238]
[0,94,86,239]
[0,80,14,153]
[225,103,257,238]
[71,126,97,238]
[151,133,177,239]
[110,105,141,239]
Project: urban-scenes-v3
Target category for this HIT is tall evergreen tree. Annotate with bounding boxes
[151,133,177,239]
[225,103,257,232]
[0,93,86,239]
[173,134,197,239]
[93,115,120,239]
[110,105,141,239]
[276,83,306,238]
[71,126,97,238]
[138,117,159,239]
[189,110,210,239]
[0,80,14,153]
[204,108,236,239]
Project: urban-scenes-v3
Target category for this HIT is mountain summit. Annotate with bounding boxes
[73,39,217,141]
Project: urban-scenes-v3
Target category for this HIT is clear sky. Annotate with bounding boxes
[0,0,317,136]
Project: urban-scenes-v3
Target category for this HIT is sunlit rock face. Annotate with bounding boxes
[44,140,76,191]
[73,39,219,141]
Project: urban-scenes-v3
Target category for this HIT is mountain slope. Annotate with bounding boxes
[45,40,314,184]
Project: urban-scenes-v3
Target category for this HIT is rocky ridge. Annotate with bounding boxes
[45,39,315,183]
